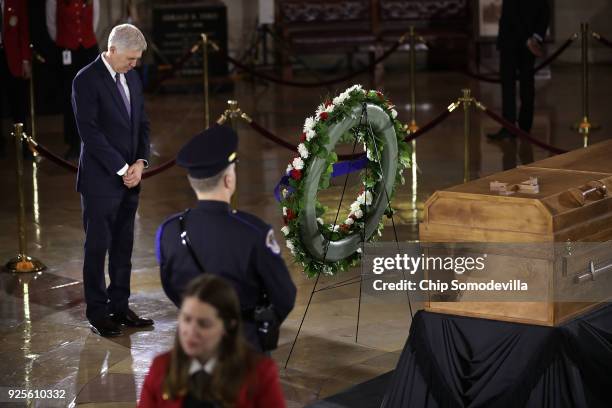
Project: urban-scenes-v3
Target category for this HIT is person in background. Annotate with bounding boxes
[139,274,286,408]
[487,0,550,141]
[46,0,99,160]
[0,0,32,158]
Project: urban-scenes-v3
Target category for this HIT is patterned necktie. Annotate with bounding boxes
[115,73,131,118]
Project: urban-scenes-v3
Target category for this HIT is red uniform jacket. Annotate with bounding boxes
[139,352,287,408]
[2,0,32,78]
[56,0,97,50]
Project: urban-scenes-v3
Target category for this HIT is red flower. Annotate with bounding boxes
[376,91,384,100]
[290,169,302,180]
[319,112,329,121]
[324,99,332,107]
[340,224,350,233]
[286,208,296,221]
[349,214,357,220]
[300,132,307,142]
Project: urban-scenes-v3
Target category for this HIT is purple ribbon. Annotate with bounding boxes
[274,155,367,202]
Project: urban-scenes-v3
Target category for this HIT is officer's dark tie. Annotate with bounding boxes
[115,73,131,118]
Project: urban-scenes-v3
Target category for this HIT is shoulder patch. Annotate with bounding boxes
[155,213,181,264]
[265,229,281,255]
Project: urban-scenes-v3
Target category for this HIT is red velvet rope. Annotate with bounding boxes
[404,108,453,142]
[481,107,567,154]
[464,35,576,83]
[142,158,177,179]
[221,39,403,88]
[27,139,177,179]
[593,33,612,49]
[29,141,78,173]
[247,104,456,159]
[149,40,201,90]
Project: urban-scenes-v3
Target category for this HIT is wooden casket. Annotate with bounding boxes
[420,140,612,326]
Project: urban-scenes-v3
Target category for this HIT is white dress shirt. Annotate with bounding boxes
[189,357,216,375]
[101,52,147,176]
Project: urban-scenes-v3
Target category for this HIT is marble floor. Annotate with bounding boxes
[1,61,611,407]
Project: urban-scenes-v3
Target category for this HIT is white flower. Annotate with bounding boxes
[345,217,354,225]
[354,209,364,219]
[347,84,363,94]
[281,188,290,199]
[332,224,340,232]
[286,163,293,173]
[298,143,309,159]
[391,109,398,119]
[292,157,304,170]
[323,265,333,275]
[350,201,361,213]
[356,247,363,254]
[282,207,288,216]
[303,116,316,132]
[333,93,348,105]
[281,226,290,236]
[317,217,324,225]
[286,240,295,251]
[306,129,316,141]
[357,191,372,205]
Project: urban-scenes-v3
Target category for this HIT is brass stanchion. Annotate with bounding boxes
[572,22,599,146]
[201,33,210,129]
[4,123,46,274]
[407,26,419,134]
[459,89,473,183]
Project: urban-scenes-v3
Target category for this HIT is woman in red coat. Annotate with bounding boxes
[139,275,286,408]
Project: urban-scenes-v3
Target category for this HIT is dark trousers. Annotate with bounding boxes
[0,47,28,154]
[81,191,139,321]
[499,44,536,132]
[61,45,99,148]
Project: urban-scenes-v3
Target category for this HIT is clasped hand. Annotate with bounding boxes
[123,161,144,188]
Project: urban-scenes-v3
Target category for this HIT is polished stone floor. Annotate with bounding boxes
[1,62,611,407]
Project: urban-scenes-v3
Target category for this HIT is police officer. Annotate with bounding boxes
[156,125,297,351]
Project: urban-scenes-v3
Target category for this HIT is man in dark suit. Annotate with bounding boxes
[488,0,550,141]
[72,23,153,337]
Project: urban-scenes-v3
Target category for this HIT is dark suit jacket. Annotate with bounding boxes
[72,55,150,196]
[498,0,550,49]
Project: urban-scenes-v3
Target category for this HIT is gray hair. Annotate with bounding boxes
[108,24,147,52]
[187,167,229,193]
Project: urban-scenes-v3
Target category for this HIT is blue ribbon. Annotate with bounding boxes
[274,155,367,202]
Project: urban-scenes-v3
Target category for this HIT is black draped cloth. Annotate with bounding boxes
[381,305,612,408]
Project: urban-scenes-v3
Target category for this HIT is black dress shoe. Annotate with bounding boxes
[112,308,154,327]
[487,128,514,140]
[90,317,123,337]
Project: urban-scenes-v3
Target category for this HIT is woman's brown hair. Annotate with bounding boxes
[162,275,259,406]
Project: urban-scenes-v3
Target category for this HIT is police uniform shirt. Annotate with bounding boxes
[156,201,296,337]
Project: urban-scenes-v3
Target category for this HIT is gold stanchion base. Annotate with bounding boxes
[4,255,46,273]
